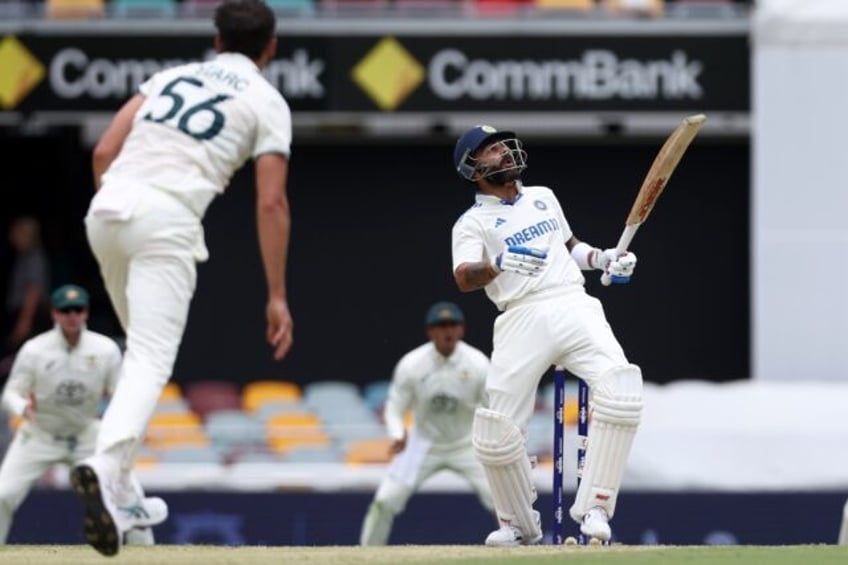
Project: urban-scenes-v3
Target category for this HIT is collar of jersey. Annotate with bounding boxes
[53,324,86,351]
[474,190,524,207]
[215,52,261,74]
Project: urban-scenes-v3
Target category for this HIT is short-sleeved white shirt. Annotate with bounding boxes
[452,184,585,311]
[383,341,489,449]
[1,327,121,437]
[102,52,292,218]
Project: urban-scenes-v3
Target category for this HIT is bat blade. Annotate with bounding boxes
[600,113,706,286]
[625,113,706,227]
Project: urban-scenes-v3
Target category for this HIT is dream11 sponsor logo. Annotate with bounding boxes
[428,48,704,102]
[47,47,326,101]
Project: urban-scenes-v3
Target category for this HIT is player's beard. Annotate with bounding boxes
[485,167,522,186]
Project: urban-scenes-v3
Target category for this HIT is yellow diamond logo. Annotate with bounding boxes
[0,36,45,110]
[352,37,424,112]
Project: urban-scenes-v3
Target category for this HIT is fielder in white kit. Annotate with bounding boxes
[71,0,294,556]
[450,125,642,546]
[0,285,165,545]
[360,302,495,545]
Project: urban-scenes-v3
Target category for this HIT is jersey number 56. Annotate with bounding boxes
[144,76,231,141]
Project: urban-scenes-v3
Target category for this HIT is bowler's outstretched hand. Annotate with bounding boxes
[266,297,293,360]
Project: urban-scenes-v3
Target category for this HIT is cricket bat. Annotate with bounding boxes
[601,113,707,286]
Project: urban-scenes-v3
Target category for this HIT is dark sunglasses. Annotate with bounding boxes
[58,306,86,314]
[429,321,462,328]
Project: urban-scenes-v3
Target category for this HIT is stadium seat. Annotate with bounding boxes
[180,0,219,18]
[255,399,308,422]
[363,380,391,412]
[205,410,266,451]
[145,412,208,448]
[229,449,283,464]
[344,438,394,465]
[158,445,224,464]
[45,0,105,18]
[159,382,183,402]
[111,0,178,18]
[155,398,191,414]
[600,0,663,18]
[534,0,594,10]
[327,421,386,443]
[283,444,343,463]
[242,380,302,413]
[304,380,361,402]
[185,380,242,419]
[134,446,160,468]
[266,0,314,15]
[304,381,370,418]
[319,405,383,442]
[265,412,331,454]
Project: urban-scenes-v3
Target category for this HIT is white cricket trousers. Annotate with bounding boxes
[85,186,202,469]
[360,433,494,545]
[487,287,630,429]
[0,421,98,542]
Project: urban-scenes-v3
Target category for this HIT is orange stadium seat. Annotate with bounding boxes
[46,0,105,18]
[266,412,330,453]
[345,438,394,465]
[601,0,663,17]
[242,380,302,413]
[159,382,183,402]
[145,411,208,448]
[534,0,594,10]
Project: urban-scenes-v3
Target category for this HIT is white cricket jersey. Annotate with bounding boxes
[452,184,585,311]
[101,52,292,218]
[384,341,489,449]
[1,326,121,437]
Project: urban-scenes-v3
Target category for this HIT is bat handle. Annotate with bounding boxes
[600,224,640,286]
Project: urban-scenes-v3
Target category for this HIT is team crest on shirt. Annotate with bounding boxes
[534,200,548,210]
[86,355,98,369]
[430,393,459,414]
[54,380,88,406]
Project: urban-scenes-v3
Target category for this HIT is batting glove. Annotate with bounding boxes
[605,250,637,284]
[492,246,548,277]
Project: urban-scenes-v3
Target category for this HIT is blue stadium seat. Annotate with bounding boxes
[363,380,391,412]
[282,444,343,463]
[111,0,177,18]
[205,410,266,450]
[266,0,315,15]
[158,445,224,464]
[255,399,309,422]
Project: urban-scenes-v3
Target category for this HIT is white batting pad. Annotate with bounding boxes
[570,365,642,522]
[472,408,542,540]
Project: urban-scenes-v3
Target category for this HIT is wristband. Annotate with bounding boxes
[571,242,599,270]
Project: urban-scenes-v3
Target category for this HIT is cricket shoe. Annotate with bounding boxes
[122,498,169,547]
[123,527,154,546]
[70,456,160,556]
[580,506,611,542]
[485,511,543,547]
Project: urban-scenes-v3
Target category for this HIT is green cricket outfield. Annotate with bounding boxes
[1,544,846,564]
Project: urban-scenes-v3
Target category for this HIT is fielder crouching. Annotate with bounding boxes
[450,125,642,546]
[0,285,166,545]
[359,301,495,545]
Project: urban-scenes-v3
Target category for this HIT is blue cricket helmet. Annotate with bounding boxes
[453,125,517,181]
